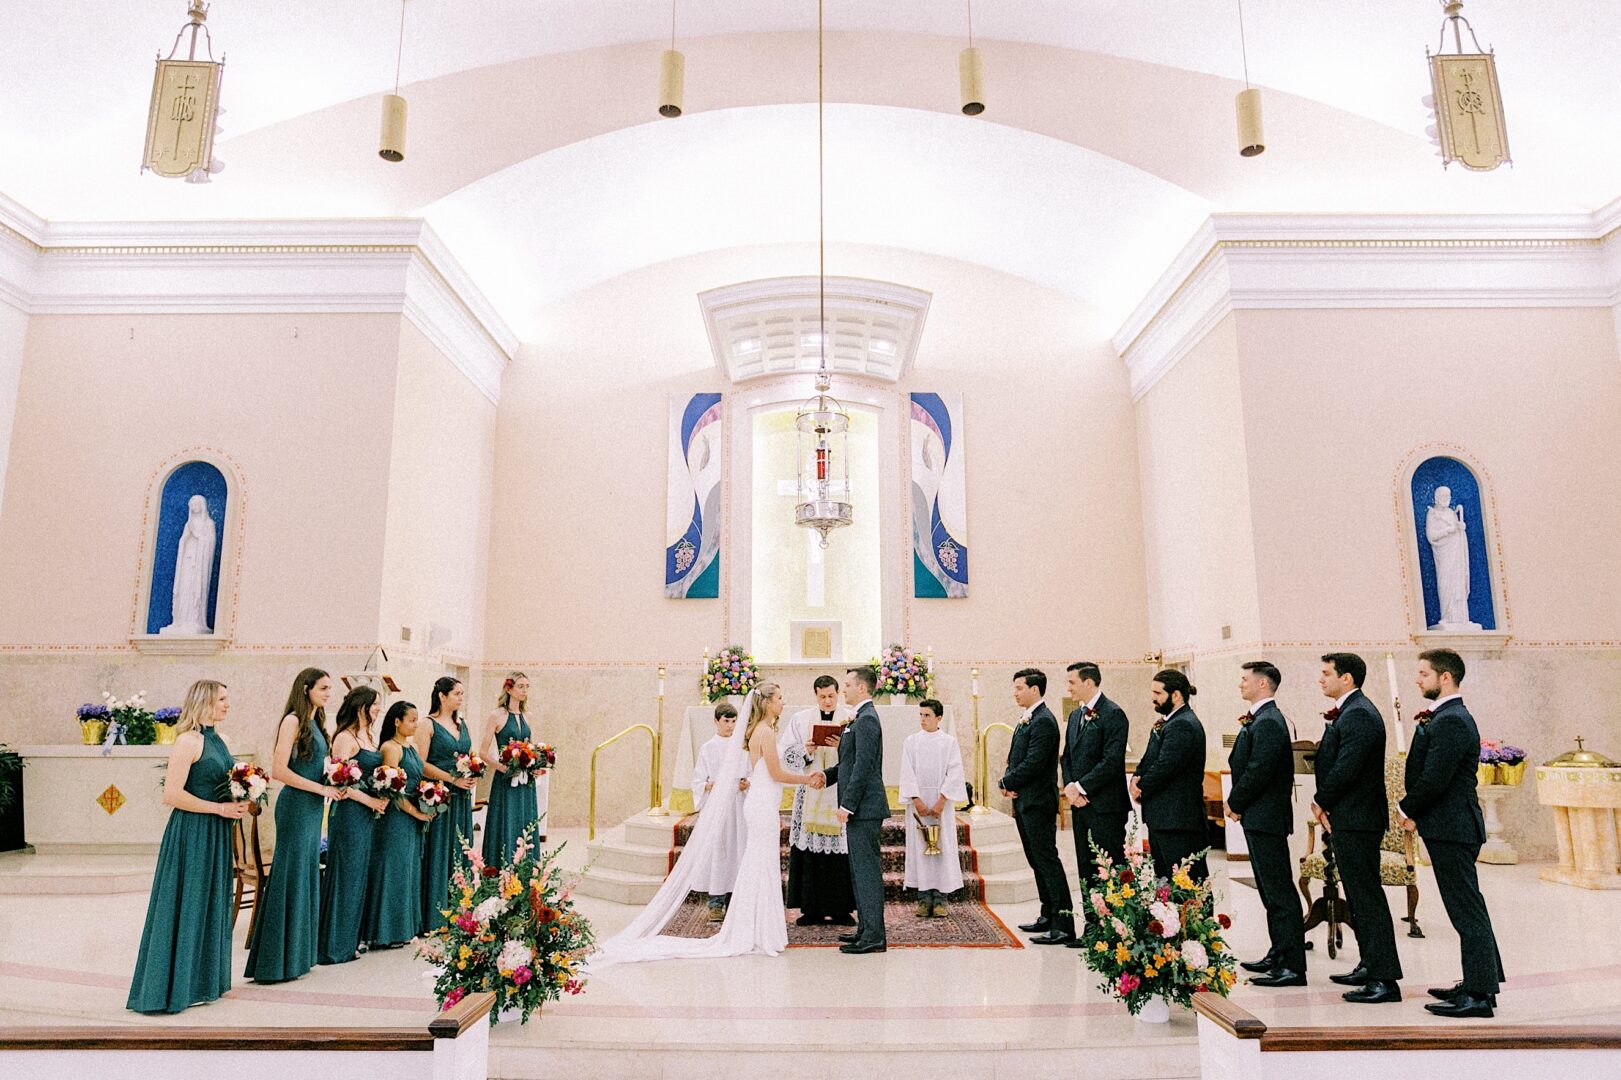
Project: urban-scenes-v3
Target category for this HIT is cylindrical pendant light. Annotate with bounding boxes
[379,1,408,161]
[958,1,984,115]
[1233,0,1264,157]
[658,1,684,117]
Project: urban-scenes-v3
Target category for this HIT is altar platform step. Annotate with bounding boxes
[577,808,1037,906]
[0,850,156,895]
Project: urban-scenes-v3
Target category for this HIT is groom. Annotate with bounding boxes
[815,665,887,954]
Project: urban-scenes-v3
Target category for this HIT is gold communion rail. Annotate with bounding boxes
[976,722,1015,814]
[588,723,657,841]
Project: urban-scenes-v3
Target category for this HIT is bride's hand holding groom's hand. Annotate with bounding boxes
[806,771,827,790]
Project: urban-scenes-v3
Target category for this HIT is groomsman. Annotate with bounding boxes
[1060,662,1130,937]
[1312,652,1403,1003]
[1001,668,1073,945]
[1400,649,1504,1018]
[1130,669,1209,882]
[1226,661,1306,986]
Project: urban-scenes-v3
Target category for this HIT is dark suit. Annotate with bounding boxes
[820,699,887,947]
[1001,702,1072,933]
[1400,697,1503,996]
[1061,694,1130,895]
[1134,704,1209,881]
[1313,689,1401,982]
[1228,700,1305,971]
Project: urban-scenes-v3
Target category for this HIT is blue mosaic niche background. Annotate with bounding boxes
[145,461,228,635]
[1409,455,1496,631]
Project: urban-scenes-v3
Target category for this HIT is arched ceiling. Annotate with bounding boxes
[4,2,1618,336]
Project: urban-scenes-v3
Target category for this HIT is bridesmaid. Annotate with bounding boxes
[480,671,539,867]
[364,701,433,948]
[419,676,475,931]
[317,685,388,965]
[245,667,348,983]
[127,679,247,1014]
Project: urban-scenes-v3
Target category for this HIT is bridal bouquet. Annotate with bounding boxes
[224,761,271,808]
[324,756,364,791]
[872,644,931,700]
[1078,825,1236,1017]
[455,751,487,781]
[500,740,541,786]
[416,824,595,1025]
[701,645,758,702]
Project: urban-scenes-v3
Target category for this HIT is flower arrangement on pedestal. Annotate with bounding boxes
[1078,828,1237,1019]
[1479,739,1528,786]
[416,824,595,1025]
[701,646,757,703]
[870,644,931,700]
[101,691,158,746]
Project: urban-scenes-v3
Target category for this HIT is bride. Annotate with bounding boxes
[589,682,821,966]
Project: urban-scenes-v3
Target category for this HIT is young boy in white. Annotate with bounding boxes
[691,702,747,920]
[899,698,967,917]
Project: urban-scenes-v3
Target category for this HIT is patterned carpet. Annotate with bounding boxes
[661,895,1023,947]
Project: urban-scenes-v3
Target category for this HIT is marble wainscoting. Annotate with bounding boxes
[1179,644,1621,862]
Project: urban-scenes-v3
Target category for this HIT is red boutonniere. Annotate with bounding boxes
[1413,709,1434,724]
[1151,718,1167,733]
[1322,707,1342,723]
[1237,712,1254,726]
[1083,707,1099,721]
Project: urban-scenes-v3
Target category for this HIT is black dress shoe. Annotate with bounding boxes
[1250,968,1307,988]
[837,932,860,943]
[839,941,886,954]
[1065,938,1087,949]
[1343,980,1402,1004]
[1018,918,1051,933]
[1427,983,1497,1006]
[1030,931,1074,945]
[1329,964,1369,986]
[1424,993,1494,1019]
[1240,952,1279,974]
[795,914,820,927]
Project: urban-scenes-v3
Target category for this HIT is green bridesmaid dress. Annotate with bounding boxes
[421,717,474,931]
[481,712,539,867]
[364,744,424,947]
[126,726,236,1014]
[244,723,328,983]
[317,744,381,964]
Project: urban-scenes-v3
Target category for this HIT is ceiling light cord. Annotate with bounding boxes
[670,0,678,51]
[1236,0,1251,88]
[393,0,407,95]
[817,0,826,378]
[966,0,974,49]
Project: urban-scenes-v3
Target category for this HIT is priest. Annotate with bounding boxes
[781,675,857,926]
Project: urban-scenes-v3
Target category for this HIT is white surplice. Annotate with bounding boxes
[899,728,967,893]
[689,734,746,895]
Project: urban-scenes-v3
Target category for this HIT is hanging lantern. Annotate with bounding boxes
[142,1,225,181]
[659,1,685,117]
[379,1,410,162]
[1232,0,1264,157]
[795,372,853,549]
[1426,0,1510,171]
[958,2,983,116]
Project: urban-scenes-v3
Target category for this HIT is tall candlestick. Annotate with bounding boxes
[1386,652,1407,754]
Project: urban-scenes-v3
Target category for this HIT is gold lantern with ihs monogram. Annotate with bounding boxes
[1425,1,1510,172]
[142,1,225,182]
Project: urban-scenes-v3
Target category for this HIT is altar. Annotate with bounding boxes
[18,744,257,855]
[668,702,956,814]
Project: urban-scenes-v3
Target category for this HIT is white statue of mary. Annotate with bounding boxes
[1425,486,1480,631]
[160,495,216,635]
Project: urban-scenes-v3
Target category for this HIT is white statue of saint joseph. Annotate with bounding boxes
[160,494,216,635]
[1425,485,1480,631]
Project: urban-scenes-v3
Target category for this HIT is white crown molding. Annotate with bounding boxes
[1117,204,1621,401]
[0,207,515,404]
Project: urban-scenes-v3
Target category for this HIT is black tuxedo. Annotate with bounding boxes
[1062,694,1130,892]
[1134,705,1209,881]
[821,700,887,947]
[1002,702,1071,933]
[1312,689,1401,982]
[1228,700,1305,970]
[1400,697,1503,995]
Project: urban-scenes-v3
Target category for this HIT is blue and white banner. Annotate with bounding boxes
[666,393,723,599]
[910,392,968,598]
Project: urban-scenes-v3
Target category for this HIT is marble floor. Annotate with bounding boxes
[2,832,1617,1079]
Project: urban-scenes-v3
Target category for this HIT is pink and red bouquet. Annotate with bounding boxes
[455,751,487,780]
[417,778,452,818]
[501,739,541,786]
[223,761,271,807]
[536,743,556,769]
[324,756,364,790]
[369,763,408,816]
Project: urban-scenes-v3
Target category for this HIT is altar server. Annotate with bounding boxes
[900,699,967,916]
[1401,649,1503,1018]
[691,702,748,919]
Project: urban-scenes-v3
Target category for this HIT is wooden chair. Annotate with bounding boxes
[231,806,272,944]
[1298,753,1423,956]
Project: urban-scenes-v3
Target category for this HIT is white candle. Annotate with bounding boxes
[971,670,980,697]
[1386,653,1407,753]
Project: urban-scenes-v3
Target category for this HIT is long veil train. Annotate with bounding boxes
[587,693,757,968]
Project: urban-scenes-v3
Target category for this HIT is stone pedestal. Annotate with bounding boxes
[1475,784,1518,864]
[1535,765,1621,889]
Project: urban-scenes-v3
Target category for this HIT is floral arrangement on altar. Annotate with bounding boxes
[870,644,931,700]
[77,694,181,746]
[1078,828,1237,1018]
[701,645,758,702]
[416,825,595,1024]
[1479,739,1529,786]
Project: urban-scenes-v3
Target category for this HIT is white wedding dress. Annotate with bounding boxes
[589,745,788,967]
